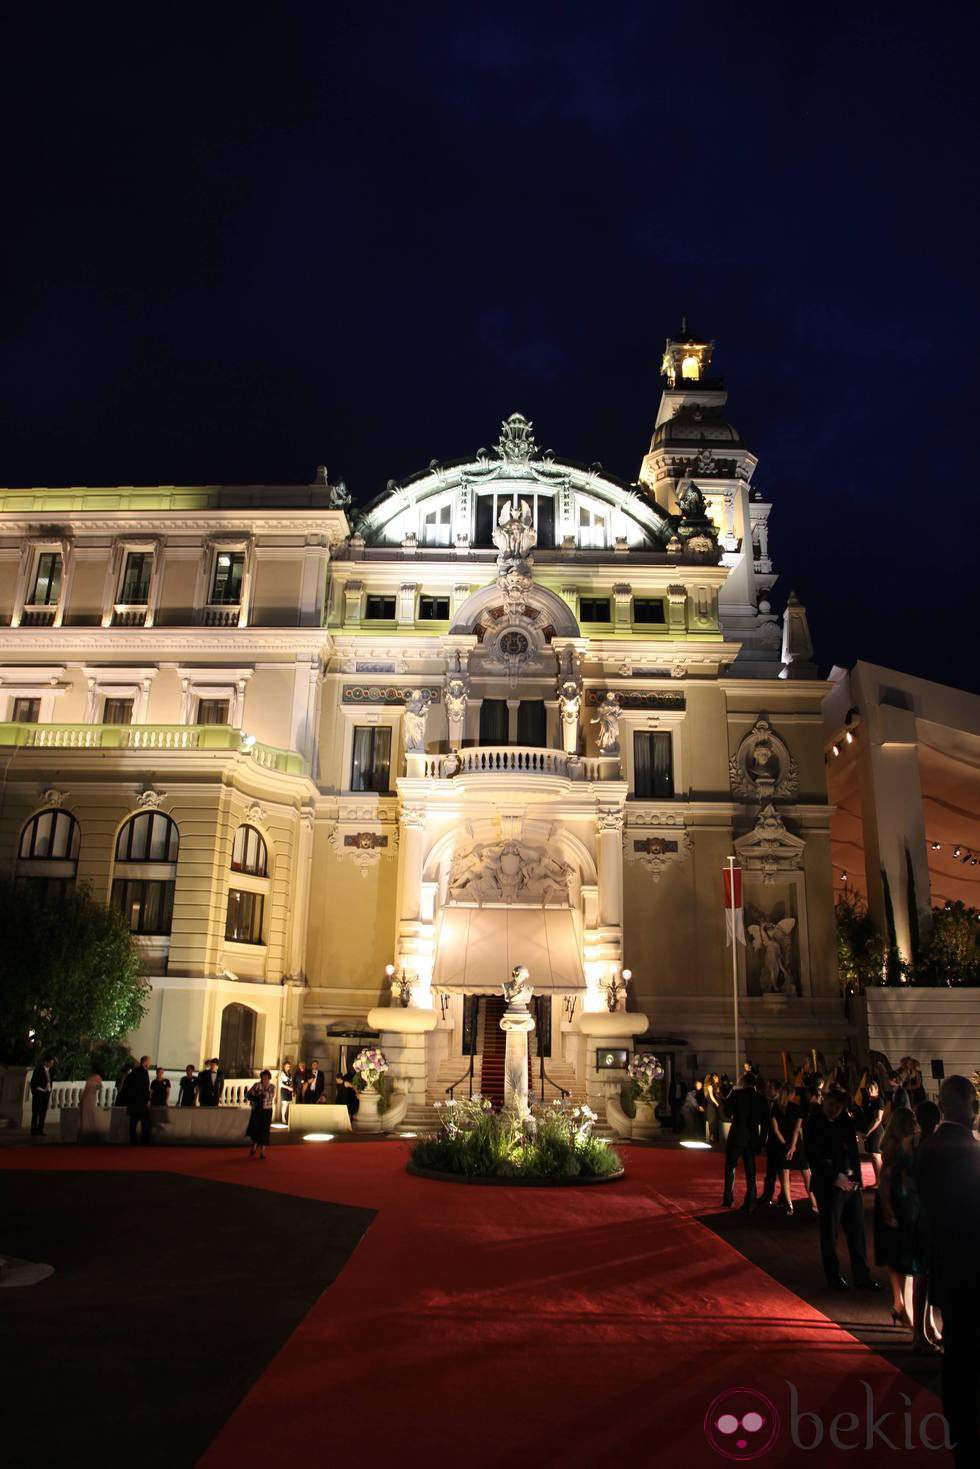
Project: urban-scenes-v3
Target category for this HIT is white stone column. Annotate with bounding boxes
[596,806,624,928]
[287,807,315,978]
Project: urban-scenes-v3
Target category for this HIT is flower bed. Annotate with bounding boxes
[409,1097,624,1183]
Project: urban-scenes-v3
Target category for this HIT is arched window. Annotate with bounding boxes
[681,354,700,381]
[219,1003,257,1076]
[18,809,80,898]
[225,823,270,945]
[111,811,179,935]
[231,824,267,877]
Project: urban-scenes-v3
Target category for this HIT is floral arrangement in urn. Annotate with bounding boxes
[352,1047,389,1091]
[627,1053,665,1106]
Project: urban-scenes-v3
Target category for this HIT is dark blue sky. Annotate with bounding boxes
[2,2,978,688]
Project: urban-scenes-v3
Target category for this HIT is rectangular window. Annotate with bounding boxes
[579,597,611,622]
[210,552,245,605]
[351,725,392,792]
[119,551,153,605]
[418,595,450,621]
[516,699,546,747]
[197,698,230,726]
[225,888,265,944]
[12,697,41,723]
[422,503,452,546]
[475,496,495,548]
[365,594,396,620]
[535,497,555,549]
[102,698,134,725]
[579,506,607,549]
[479,698,508,744]
[633,731,674,799]
[633,598,666,624]
[29,552,62,606]
[111,878,175,936]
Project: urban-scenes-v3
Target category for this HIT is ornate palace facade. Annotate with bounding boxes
[0,329,843,1108]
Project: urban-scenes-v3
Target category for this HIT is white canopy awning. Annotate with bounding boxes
[432,905,585,994]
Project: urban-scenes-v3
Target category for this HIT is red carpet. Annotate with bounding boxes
[1,1144,951,1468]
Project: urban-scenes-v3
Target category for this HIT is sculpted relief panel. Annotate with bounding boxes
[447,837,573,907]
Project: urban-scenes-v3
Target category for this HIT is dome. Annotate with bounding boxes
[654,402,743,449]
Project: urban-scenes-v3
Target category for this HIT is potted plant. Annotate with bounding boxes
[627,1054,664,1138]
[352,1046,389,1132]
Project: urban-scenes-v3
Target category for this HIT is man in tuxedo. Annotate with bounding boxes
[722,1070,768,1209]
[198,1058,224,1107]
[804,1087,882,1292]
[126,1055,153,1145]
[307,1059,325,1104]
[914,1075,980,1467]
[29,1055,54,1136]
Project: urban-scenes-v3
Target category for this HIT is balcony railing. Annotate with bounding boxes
[406,746,621,781]
[112,603,148,626]
[0,721,306,775]
[19,605,58,626]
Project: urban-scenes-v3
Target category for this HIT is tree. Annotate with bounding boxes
[916,901,980,987]
[835,888,886,992]
[0,878,149,1076]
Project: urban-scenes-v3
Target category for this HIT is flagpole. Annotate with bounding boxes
[727,855,741,1077]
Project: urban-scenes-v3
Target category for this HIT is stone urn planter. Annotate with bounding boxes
[632,1099,661,1139]
[354,1087,382,1133]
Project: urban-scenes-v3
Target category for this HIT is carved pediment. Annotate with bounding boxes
[734,804,805,884]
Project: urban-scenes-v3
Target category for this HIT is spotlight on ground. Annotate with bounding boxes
[679,1139,712,1150]
[303,1133,335,1142]
[399,1131,417,1138]
[271,1123,288,1131]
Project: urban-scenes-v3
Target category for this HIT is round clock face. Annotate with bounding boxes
[500,630,529,658]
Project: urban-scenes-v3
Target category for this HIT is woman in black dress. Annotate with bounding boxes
[335,1065,359,1117]
[703,1074,721,1144]
[762,1084,795,1212]
[245,1070,276,1159]
[860,1079,885,1184]
[873,1107,921,1328]
[787,1087,817,1211]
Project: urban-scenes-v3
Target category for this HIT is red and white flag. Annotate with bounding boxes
[724,865,745,945]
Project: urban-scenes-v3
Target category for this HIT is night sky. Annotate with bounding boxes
[3,3,978,690]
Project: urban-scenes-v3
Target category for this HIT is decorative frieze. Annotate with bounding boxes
[341,684,441,706]
[585,689,685,710]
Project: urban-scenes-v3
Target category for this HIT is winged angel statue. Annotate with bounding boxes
[747,918,798,995]
[492,499,536,572]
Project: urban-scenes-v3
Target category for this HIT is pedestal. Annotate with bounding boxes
[500,1005,535,1114]
[632,1100,661,1139]
[354,1087,382,1133]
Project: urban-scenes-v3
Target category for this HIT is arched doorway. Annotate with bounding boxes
[219,1003,257,1076]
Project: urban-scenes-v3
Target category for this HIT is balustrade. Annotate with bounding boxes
[406,746,621,782]
[0,721,306,773]
[30,1074,261,1117]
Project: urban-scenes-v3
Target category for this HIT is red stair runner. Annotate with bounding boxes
[479,995,507,1108]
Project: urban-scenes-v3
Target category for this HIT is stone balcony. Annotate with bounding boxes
[0,721,306,775]
[405,745,621,781]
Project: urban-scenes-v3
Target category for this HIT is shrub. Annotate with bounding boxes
[412,1097,622,1180]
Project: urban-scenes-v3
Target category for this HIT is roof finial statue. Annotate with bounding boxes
[680,314,689,338]
[495,412,537,467]
[779,591,815,680]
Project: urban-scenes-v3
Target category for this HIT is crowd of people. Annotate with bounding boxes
[672,1056,978,1465]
